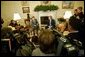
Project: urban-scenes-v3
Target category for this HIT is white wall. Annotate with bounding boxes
[1,1,84,27]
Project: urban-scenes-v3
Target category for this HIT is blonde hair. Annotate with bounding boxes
[38,29,55,46]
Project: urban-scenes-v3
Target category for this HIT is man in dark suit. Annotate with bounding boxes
[77,7,84,23]
[66,16,84,49]
[47,16,56,29]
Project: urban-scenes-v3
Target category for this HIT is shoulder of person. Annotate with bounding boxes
[32,48,42,56]
[52,19,55,21]
[81,12,84,14]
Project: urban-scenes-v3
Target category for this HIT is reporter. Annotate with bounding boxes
[32,29,57,56]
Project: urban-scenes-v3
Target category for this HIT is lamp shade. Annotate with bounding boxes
[63,11,72,19]
[13,13,21,20]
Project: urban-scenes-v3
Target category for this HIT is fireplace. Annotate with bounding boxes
[40,16,49,25]
[38,11,57,28]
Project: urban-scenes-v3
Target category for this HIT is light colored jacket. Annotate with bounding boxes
[32,48,55,56]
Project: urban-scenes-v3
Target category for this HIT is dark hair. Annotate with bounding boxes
[69,16,82,30]
[77,7,82,11]
[58,18,66,23]
[20,25,24,28]
[11,20,14,22]
[74,9,77,11]
[32,36,38,45]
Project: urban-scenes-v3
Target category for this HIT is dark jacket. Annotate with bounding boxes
[47,19,56,29]
[66,31,84,48]
[78,12,84,22]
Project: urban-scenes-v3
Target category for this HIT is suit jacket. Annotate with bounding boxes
[47,19,56,29]
[78,12,84,19]
[78,12,84,22]
[30,19,39,29]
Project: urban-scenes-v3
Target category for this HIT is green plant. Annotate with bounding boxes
[49,5,58,11]
[34,5,59,12]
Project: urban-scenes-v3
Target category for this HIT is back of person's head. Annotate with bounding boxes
[74,9,77,11]
[74,9,78,14]
[20,26,25,31]
[68,16,82,31]
[38,29,55,53]
[32,36,38,45]
[10,20,14,23]
[77,7,82,11]
[16,31,27,45]
[77,6,83,13]
[58,18,66,23]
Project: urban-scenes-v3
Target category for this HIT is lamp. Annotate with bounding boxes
[13,13,21,21]
[63,11,72,19]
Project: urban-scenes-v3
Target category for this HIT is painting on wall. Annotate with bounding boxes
[62,1,74,9]
[22,7,30,13]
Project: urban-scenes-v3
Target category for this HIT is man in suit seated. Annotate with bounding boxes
[47,16,56,29]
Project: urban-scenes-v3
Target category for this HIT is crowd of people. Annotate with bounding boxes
[1,6,84,56]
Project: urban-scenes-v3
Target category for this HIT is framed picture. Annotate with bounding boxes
[22,7,30,13]
[41,1,51,5]
[62,1,74,9]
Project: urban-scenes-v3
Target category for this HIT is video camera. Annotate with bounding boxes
[51,29,81,56]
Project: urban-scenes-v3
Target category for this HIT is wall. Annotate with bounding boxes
[51,1,84,18]
[1,1,84,27]
[1,1,27,27]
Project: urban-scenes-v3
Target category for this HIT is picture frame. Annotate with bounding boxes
[22,7,30,13]
[62,1,74,9]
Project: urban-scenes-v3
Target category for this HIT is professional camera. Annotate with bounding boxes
[51,29,82,56]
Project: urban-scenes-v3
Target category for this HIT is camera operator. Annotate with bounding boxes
[66,16,84,48]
